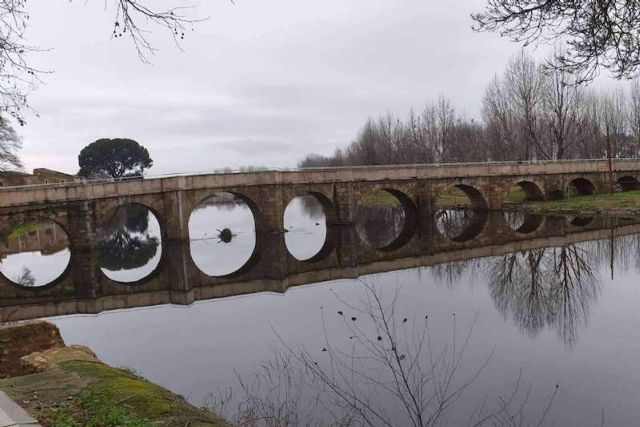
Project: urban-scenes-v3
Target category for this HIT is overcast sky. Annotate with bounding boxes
[14,0,615,175]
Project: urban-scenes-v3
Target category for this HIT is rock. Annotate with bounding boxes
[20,345,100,373]
[0,321,64,378]
[217,228,234,243]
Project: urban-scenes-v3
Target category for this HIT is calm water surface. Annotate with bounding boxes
[2,197,640,425]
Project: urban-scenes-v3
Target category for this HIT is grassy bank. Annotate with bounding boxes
[360,187,526,208]
[513,190,640,216]
[0,346,228,427]
[358,187,640,215]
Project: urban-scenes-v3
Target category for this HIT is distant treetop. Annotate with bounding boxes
[78,138,153,179]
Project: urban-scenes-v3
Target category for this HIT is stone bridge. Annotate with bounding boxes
[0,160,640,304]
[1,159,640,321]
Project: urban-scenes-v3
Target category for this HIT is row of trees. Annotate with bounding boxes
[300,51,640,167]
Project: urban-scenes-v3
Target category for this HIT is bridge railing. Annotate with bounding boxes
[2,157,640,190]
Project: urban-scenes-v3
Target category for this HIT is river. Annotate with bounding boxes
[1,193,640,425]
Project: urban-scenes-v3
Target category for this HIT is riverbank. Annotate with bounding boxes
[0,321,229,427]
[505,190,640,217]
[362,187,640,217]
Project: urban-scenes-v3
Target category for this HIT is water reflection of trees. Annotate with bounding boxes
[435,209,487,242]
[14,266,35,287]
[488,245,599,347]
[429,233,640,347]
[198,193,246,212]
[98,205,159,272]
[297,194,325,221]
[356,205,405,248]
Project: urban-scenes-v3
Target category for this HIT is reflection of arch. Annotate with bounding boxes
[190,191,261,278]
[436,209,488,243]
[356,188,418,251]
[381,189,418,251]
[0,218,72,290]
[568,178,596,196]
[569,217,594,227]
[515,180,545,201]
[617,175,640,192]
[100,201,165,237]
[504,211,544,234]
[97,202,163,285]
[285,192,335,262]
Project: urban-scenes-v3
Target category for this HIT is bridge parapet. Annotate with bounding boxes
[2,159,640,208]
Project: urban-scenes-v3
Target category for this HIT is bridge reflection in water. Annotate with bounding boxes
[0,193,637,346]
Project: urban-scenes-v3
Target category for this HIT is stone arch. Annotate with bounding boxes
[567,178,596,196]
[355,187,418,251]
[617,175,640,192]
[0,217,72,291]
[189,191,262,278]
[449,184,488,210]
[284,191,336,262]
[513,180,545,201]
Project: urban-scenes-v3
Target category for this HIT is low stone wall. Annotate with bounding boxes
[0,321,65,378]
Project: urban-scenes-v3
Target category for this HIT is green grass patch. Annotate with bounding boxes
[503,187,527,204]
[361,191,402,207]
[1,360,228,427]
[436,187,470,208]
[522,190,640,214]
[353,186,640,213]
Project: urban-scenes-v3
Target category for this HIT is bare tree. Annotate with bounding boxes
[627,78,640,157]
[599,89,628,159]
[505,52,546,160]
[541,48,583,159]
[0,0,199,124]
[472,0,640,81]
[214,282,559,426]
[0,116,22,170]
[483,74,518,161]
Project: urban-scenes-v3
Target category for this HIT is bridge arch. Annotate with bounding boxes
[97,202,164,285]
[284,191,335,262]
[355,188,418,251]
[455,184,488,210]
[567,178,596,196]
[433,183,488,242]
[511,180,545,202]
[188,191,261,278]
[617,175,640,192]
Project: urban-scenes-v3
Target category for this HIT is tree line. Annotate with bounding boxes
[299,50,640,168]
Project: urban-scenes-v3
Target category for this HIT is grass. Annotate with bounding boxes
[520,190,640,214]
[360,187,526,209]
[358,187,640,215]
[361,191,402,207]
[0,359,229,427]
